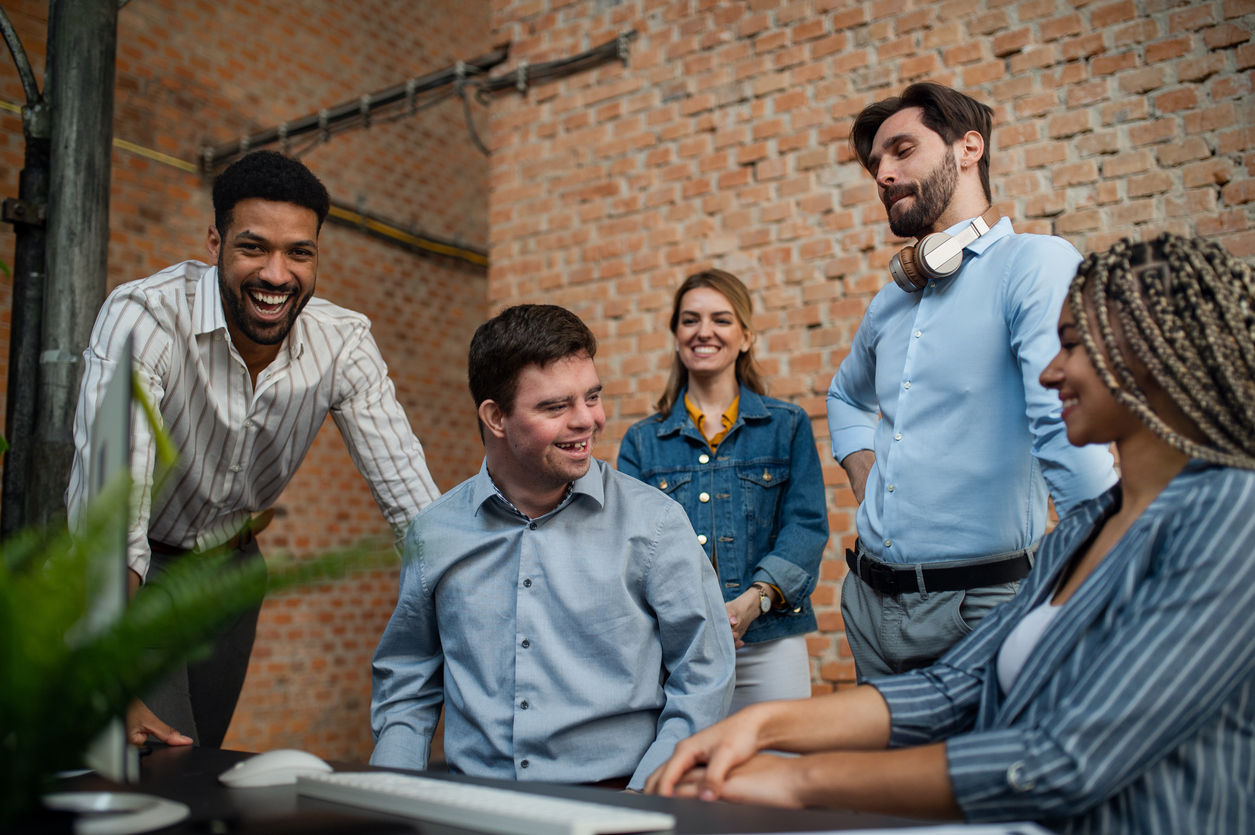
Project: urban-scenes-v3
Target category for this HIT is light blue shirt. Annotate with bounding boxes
[370,458,735,790]
[826,217,1116,564]
[875,462,1255,832]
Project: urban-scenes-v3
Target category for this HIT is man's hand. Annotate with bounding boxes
[126,700,193,747]
[645,705,766,799]
[840,450,876,505]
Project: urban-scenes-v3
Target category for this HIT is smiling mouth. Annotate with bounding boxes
[247,288,294,316]
[555,440,589,452]
[690,345,720,356]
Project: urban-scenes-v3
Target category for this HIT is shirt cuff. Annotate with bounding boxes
[370,726,431,771]
[830,426,876,463]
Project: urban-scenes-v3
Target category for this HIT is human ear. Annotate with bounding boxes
[958,130,984,170]
[478,399,508,440]
[206,225,222,261]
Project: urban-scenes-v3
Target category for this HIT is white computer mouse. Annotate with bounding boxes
[218,749,333,788]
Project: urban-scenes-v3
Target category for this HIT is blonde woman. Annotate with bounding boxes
[619,270,828,713]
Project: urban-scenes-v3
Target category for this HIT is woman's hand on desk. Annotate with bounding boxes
[669,753,804,807]
[645,703,767,799]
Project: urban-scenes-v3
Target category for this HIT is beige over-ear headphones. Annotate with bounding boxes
[889,207,1002,293]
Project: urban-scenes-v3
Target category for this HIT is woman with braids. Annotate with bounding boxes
[645,234,1255,833]
[618,270,828,712]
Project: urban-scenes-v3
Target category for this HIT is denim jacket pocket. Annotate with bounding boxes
[652,471,693,499]
[736,464,790,525]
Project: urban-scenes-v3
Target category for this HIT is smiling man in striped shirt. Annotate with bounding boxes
[66,150,441,749]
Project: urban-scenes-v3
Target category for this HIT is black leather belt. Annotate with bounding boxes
[845,543,1032,595]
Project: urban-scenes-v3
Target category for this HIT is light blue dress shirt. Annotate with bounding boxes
[826,217,1116,564]
[874,462,1255,833]
[370,458,735,790]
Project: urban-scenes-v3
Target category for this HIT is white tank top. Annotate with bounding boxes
[997,599,1063,694]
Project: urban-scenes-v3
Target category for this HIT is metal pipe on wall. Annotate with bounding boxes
[30,0,118,529]
[0,7,50,536]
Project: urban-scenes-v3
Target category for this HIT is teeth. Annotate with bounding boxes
[692,346,719,354]
[557,440,588,451]
[250,290,290,306]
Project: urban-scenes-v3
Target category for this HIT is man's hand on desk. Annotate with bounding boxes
[126,699,193,747]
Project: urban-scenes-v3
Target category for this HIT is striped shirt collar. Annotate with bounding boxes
[193,264,305,361]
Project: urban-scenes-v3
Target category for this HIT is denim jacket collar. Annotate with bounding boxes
[656,384,771,443]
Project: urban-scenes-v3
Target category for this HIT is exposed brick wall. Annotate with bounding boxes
[486,0,1255,692]
[1,0,492,761]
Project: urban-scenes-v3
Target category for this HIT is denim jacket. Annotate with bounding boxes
[618,386,829,643]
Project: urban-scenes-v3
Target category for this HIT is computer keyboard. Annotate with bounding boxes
[296,771,677,835]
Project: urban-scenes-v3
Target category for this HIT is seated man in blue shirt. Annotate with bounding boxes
[827,82,1117,680]
[370,304,735,790]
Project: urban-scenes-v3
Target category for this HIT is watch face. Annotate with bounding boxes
[759,592,771,613]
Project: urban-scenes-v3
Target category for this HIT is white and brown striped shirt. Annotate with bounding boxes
[66,260,440,579]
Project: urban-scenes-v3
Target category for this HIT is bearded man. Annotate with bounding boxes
[826,83,1116,680]
[66,150,440,747]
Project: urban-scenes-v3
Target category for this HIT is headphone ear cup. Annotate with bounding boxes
[889,245,926,293]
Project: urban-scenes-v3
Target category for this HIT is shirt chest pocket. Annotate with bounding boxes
[736,465,790,525]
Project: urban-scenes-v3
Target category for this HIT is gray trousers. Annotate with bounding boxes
[142,538,264,747]
[841,547,1023,681]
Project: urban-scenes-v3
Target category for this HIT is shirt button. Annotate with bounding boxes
[1007,762,1035,792]
[913,330,922,338]
[903,381,911,390]
[884,538,893,548]
[521,639,530,648]
[887,484,895,492]
[520,700,529,710]
[699,492,710,503]
[894,433,903,441]
[528,521,537,530]
[520,759,529,769]
[698,453,710,464]
[697,534,708,545]
[229,465,241,473]
[523,578,532,588]
[244,419,254,428]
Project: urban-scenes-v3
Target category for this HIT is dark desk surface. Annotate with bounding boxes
[42,746,934,834]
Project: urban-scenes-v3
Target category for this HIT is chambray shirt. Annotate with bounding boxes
[827,217,1116,564]
[370,459,735,790]
[875,462,1255,833]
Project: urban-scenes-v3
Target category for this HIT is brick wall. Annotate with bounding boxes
[486,0,1255,691]
[1,0,493,760]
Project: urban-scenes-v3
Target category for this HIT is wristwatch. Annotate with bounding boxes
[752,582,772,614]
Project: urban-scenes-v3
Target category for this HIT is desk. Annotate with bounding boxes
[38,746,932,834]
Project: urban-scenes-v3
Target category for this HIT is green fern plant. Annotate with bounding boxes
[0,375,399,822]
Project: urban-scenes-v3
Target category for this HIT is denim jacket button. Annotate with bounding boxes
[697,534,708,545]
[698,453,710,464]
[699,492,710,503]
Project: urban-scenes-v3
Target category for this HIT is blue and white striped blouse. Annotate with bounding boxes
[872,460,1255,833]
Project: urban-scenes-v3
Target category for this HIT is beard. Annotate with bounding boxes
[884,152,959,239]
[218,255,312,347]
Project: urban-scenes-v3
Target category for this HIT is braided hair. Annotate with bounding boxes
[1068,233,1255,470]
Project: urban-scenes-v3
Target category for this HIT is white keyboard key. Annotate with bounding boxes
[296,771,675,835]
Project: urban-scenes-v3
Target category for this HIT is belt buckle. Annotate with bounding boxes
[866,560,901,595]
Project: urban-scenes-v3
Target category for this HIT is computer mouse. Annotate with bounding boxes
[218,749,333,788]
